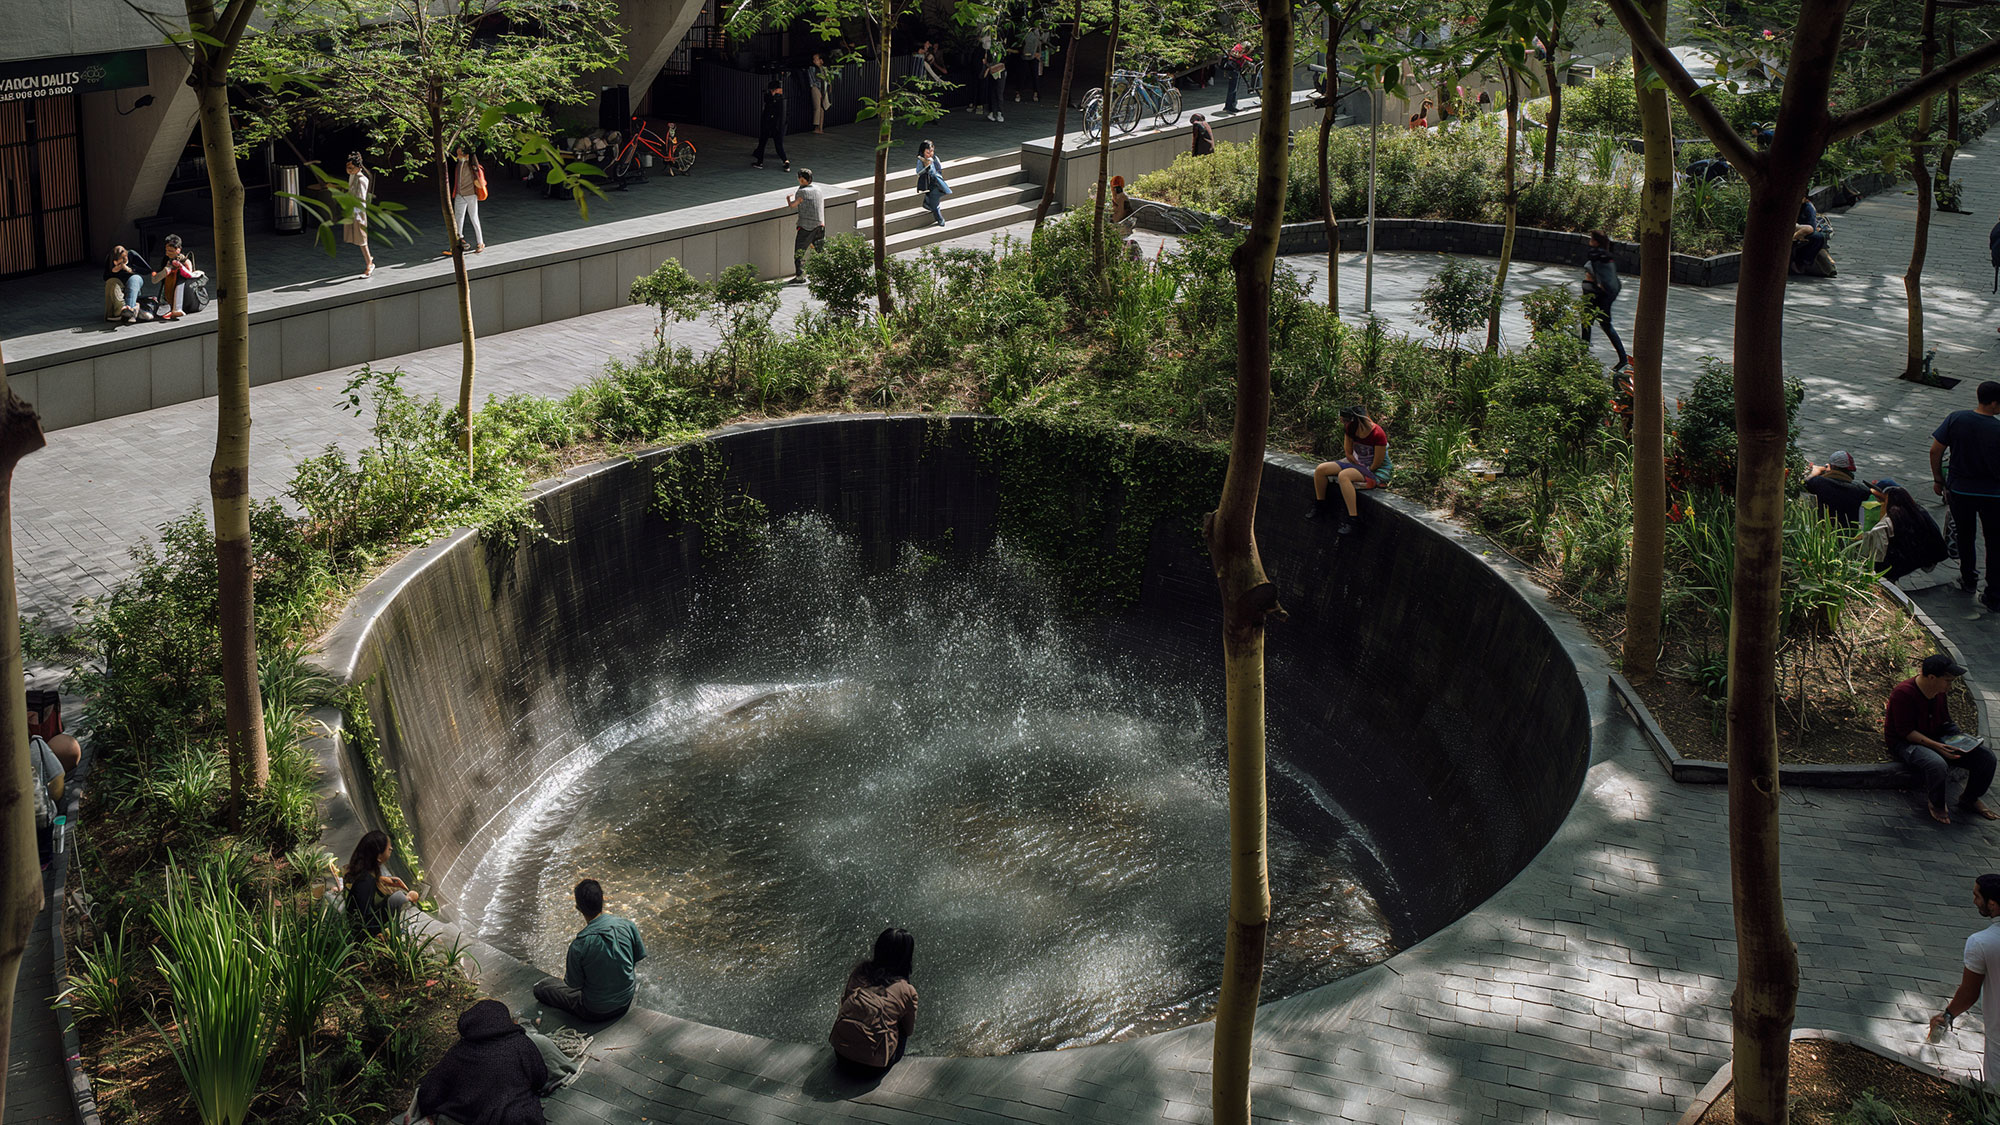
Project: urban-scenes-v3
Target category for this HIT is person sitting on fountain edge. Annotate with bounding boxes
[1309,405,1392,536]
[533,879,646,1023]
[830,927,918,1078]
[1885,653,2000,826]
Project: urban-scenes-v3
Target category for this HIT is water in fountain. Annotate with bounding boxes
[459,515,1395,1056]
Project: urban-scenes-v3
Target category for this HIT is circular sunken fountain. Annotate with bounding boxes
[323,415,1591,1058]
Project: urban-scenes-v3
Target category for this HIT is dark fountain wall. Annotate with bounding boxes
[319,414,1591,954]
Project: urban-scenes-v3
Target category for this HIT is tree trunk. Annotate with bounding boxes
[190,0,269,818]
[1092,0,1119,275]
[1487,68,1521,352]
[1319,67,1338,314]
[1903,0,1938,381]
[873,0,895,316]
[1541,21,1563,180]
[432,86,477,469]
[1941,23,1960,186]
[1621,0,1671,684]
[1034,0,1085,230]
[0,348,46,1122]
[1207,0,1290,1120]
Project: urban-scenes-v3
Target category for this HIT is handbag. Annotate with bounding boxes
[474,163,488,202]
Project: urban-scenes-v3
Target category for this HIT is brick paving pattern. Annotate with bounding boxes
[13,113,2000,1124]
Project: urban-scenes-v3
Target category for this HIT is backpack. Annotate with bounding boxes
[29,735,55,829]
[185,270,211,313]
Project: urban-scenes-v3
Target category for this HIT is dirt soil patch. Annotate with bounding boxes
[1695,1038,1989,1123]
[1602,597,1974,766]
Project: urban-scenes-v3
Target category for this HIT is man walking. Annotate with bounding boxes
[533,879,647,1023]
[1930,873,2000,1083]
[788,168,825,284]
[1934,380,2000,609]
[1886,653,1999,825]
[1581,229,1628,370]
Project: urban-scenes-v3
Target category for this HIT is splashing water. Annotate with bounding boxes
[460,516,1395,1055]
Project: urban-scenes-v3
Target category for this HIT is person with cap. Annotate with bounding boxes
[1886,653,1999,825]
[1930,873,2000,1083]
[1803,450,1870,526]
[1931,380,2000,609]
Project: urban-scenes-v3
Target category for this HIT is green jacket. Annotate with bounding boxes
[564,913,646,1014]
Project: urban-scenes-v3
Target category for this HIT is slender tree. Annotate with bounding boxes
[0,349,47,1121]
[240,0,621,469]
[1486,63,1523,350]
[1206,0,1290,1120]
[1539,10,1564,178]
[184,0,270,816]
[1092,0,1122,274]
[1035,0,1087,229]
[1903,0,1939,380]
[1595,1,2000,1118]
[1620,0,1671,683]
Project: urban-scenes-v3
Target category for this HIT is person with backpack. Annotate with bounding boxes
[29,731,64,865]
[1581,228,1628,370]
[916,140,950,226]
[829,927,918,1078]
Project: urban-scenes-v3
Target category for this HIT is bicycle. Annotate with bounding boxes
[607,118,697,186]
[1109,69,1181,134]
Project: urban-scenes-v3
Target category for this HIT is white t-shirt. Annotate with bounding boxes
[1965,920,2000,1080]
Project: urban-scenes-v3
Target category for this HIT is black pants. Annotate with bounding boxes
[533,977,629,1024]
[753,127,787,166]
[1949,491,2000,605]
[1582,295,1626,365]
[794,224,825,276]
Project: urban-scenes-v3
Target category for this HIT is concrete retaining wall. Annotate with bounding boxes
[6,190,858,432]
[1019,94,1313,209]
[314,414,1593,947]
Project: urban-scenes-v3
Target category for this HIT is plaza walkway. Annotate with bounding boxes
[12,114,2000,1124]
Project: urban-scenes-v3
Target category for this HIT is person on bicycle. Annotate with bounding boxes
[752,76,789,171]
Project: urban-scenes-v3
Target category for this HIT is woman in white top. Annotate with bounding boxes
[344,151,375,278]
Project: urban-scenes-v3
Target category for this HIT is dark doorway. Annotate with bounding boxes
[0,94,87,278]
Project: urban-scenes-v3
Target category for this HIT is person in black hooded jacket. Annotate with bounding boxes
[417,999,549,1125]
[1580,228,1628,370]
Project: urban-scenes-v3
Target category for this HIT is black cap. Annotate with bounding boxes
[1924,653,1968,678]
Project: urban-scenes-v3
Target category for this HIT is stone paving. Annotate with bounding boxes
[13,115,2000,1125]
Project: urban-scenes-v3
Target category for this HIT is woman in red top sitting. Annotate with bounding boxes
[1311,405,1393,535]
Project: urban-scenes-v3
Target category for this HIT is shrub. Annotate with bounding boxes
[1670,358,1804,493]
[628,257,709,344]
[803,233,878,320]
[1520,283,1594,338]
[1485,333,1610,514]
[1419,258,1495,352]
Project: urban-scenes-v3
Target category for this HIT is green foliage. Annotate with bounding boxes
[1835,1090,1915,1125]
[367,913,474,984]
[1485,333,1609,515]
[1520,283,1593,338]
[59,915,135,1029]
[336,688,427,898]
[653,440,770,558]
[150,855,278,1125]
[1671,358,1805,493]
[804,233,879,321]
[1419,258,1497,350]
[270,903,353,1044]
[629,257,711,344]
[1949,1083,2000,1124]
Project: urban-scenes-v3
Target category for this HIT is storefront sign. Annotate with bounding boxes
[0,50,149,104]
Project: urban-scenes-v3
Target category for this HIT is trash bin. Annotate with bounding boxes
[272,164,303,234]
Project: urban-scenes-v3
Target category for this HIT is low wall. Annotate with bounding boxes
[5,189,858,432]
[1019,92,1315,209]
[314,414,1593,951]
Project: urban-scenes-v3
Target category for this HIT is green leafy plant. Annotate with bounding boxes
[1419,258,1497,355]
[270,903,354,1044]
[804,233,883,322]
[58,915,135,1029]
[653,439,770,558]
[150,855,278,1125]
[629,257,711,345]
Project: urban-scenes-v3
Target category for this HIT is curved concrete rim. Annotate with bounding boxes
[302,414,1628,1120]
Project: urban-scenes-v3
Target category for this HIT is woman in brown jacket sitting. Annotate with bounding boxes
[829,927,917,1078]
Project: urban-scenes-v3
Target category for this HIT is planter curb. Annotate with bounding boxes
[1672,1027,1987,1125]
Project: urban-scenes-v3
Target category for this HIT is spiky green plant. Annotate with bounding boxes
[270,902,352,1044]
[149,856,277,1125]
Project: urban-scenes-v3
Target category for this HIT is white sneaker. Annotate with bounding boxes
[997,113,1006,122]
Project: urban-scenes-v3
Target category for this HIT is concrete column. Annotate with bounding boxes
[617,0,709,107]
[78,45,199,248]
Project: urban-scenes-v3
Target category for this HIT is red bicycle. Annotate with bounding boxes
[608,118,697,186]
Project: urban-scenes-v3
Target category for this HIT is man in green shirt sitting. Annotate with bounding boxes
[533,879,647,1022]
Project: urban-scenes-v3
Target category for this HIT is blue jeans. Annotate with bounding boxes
[923,189,945,224]
[1893,735,1997,810]
[119,274,142,307]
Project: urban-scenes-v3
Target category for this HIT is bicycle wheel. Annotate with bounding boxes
[1083,90,1104,140]
[675,143,697,175]
[607,152,636,187]
[1112,91,1141,134]
[1159,86,1183,126]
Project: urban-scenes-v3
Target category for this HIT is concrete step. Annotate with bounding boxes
[883,201,1043,256]
[862,181,1044,236]
[855,163,1027,219]
[834,147,1019,195]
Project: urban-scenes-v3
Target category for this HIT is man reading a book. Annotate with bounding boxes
[1886,653,1999,825]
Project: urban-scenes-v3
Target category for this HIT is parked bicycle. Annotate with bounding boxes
[607,118,697,186]
[1082,69,1182,140]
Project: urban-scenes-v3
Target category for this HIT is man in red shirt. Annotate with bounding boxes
[1886,653,1998,825]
